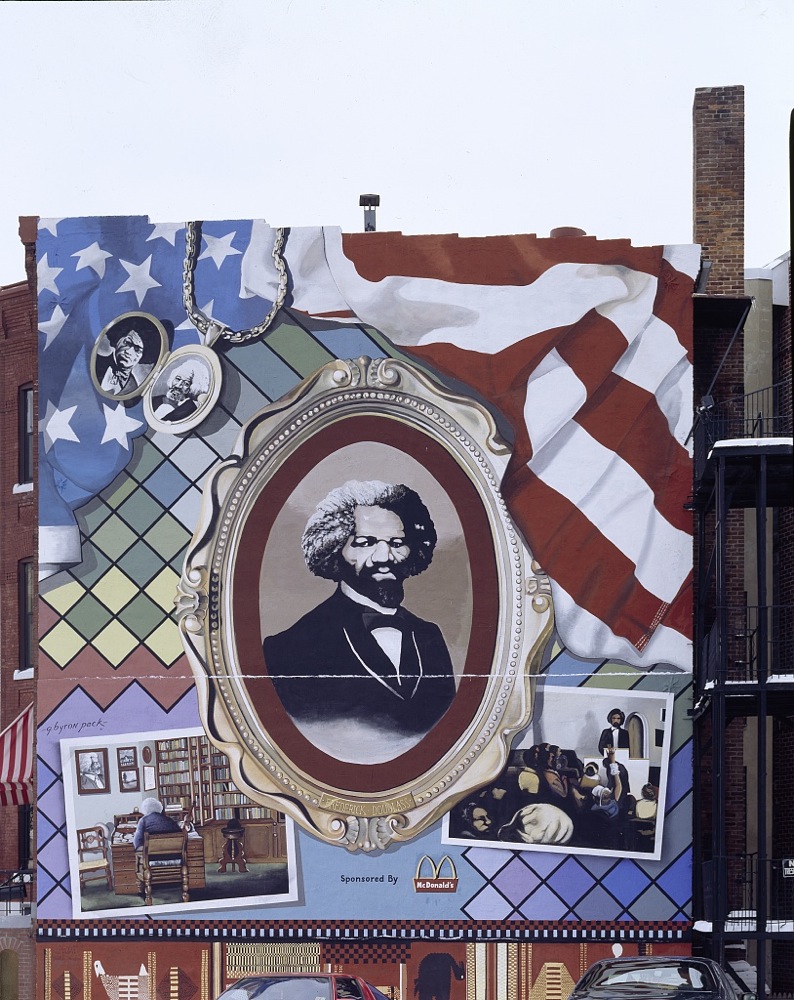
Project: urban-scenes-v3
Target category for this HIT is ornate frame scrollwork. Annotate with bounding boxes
[177,357,554,851]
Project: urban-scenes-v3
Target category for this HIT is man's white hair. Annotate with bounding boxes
[302,480,437,580]
[139,797,164,816]
[168,360,211,397]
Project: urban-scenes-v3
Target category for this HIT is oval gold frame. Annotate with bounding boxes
[176,357,554,852]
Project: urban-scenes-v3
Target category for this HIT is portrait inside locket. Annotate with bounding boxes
[93,314,164,399]
[150,355,213,423]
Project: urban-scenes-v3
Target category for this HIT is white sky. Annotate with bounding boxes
[0,0,791,284]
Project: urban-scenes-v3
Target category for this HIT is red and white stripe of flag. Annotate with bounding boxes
[0,703,34,806]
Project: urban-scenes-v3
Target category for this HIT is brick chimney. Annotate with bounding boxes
[693,86,745,295]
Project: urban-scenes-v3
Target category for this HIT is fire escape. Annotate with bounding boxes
[692,370,794,990]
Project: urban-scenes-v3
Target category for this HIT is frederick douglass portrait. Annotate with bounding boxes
[93,315,161,398]
[263,480,457,748]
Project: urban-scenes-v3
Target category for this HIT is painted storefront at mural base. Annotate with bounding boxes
[36,217,698,998]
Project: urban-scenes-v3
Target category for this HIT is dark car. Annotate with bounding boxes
[568,956,755,1000]
[215,974,393,1000]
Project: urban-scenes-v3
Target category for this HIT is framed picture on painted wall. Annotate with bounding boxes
[117,748,139,791]
[177,357,555,852]
[117,746,137,769]
[75,748,109,795]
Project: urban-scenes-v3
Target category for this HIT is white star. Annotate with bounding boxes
[39,218,63,237]
[146,222,183,246]
[115,255,161,306]
[199,231,241,269]
[40,399,80,453]
[37,254,63,295]
[72,241,113,278]
[39,305,69,350]
[101,402,144,449]
[176,299,214,331]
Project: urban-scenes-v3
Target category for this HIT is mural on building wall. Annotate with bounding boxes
[36,216,698,933]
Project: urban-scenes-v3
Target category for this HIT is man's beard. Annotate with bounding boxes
[340,564,405,609]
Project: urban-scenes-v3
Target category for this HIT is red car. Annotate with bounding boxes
[216,974,393,1000]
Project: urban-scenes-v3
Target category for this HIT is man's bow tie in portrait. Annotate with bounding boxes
[362,609,409,633]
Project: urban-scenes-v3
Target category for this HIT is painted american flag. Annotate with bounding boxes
[0,703,34,806]
[243,224,700,671]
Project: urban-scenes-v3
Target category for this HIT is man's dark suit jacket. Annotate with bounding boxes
[152,394,198,423]
[598,726,630,755]
[263,588,456,736]
[95,354,147,395]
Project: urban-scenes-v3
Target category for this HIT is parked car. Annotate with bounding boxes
[215,974,393,1000]
[568,956,755,1000]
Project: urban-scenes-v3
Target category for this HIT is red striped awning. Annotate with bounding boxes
[0,704,34,806]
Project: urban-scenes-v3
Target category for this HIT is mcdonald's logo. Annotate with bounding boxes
[413,855,458,893]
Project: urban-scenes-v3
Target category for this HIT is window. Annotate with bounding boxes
[18,385,34,485]
[18,560,35,673]
[18,804,32,870]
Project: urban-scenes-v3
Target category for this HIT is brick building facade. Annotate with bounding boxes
[691,86,793,989]
[0,221,37,1000]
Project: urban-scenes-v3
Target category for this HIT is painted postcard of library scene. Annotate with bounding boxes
[60,728,298,917]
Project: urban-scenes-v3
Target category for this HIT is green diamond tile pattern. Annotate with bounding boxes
[118,592,169,641]
[144,567,182,612]
[93,566,139,613]
[79,497,113,536]
[91,515,139,562]
[103,472,139,510]
[166,436,220,483]
[40,578,84,616]
[168,547,190,576]
[69,545,112,590]
[265,321,336,376]
[235,367,276,416]
[170,486,204,534]
[117,538,169,588]
[66,593,113,641]
[144,514,192,562]
[117,489,168,535]
[195,409,244,460]
[146,618,184,665]
[126,437,168,483]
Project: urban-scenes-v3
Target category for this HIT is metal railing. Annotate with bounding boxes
[0,868,34,915]
[694,381,792,480]
[700,605,794,685]
[701,855,794,926]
